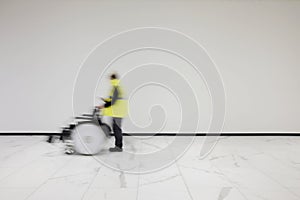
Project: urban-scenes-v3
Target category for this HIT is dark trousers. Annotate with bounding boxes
[112,117,123,148]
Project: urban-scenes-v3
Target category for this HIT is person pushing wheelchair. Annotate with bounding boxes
[97,73,127,152]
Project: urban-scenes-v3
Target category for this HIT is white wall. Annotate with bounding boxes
[0,0,299,132]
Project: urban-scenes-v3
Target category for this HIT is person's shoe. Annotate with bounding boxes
[109,147,123,152]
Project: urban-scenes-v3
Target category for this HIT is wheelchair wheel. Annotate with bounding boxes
[71,121,108,155]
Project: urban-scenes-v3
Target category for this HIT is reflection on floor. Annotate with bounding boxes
[0,136,299,200]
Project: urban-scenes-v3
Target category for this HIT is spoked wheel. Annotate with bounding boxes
[71,121,108,155]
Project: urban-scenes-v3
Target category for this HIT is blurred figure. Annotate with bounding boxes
[98,73,127,152]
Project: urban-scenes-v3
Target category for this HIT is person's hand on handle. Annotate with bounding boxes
[96,105,105,109]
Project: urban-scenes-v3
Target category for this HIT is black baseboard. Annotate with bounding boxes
[0,132,299,136]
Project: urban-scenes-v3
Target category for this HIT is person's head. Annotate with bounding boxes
[110,73,118,80]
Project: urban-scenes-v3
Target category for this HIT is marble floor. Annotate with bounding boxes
[0,136,300,200]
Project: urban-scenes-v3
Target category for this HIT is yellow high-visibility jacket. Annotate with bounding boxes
[102,79,127,118]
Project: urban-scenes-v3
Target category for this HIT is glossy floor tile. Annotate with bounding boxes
[0,136,299,200]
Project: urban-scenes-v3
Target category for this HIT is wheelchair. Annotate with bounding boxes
[48,107,111,155]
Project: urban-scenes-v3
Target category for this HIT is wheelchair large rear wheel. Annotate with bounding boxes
[71,122,108,155]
